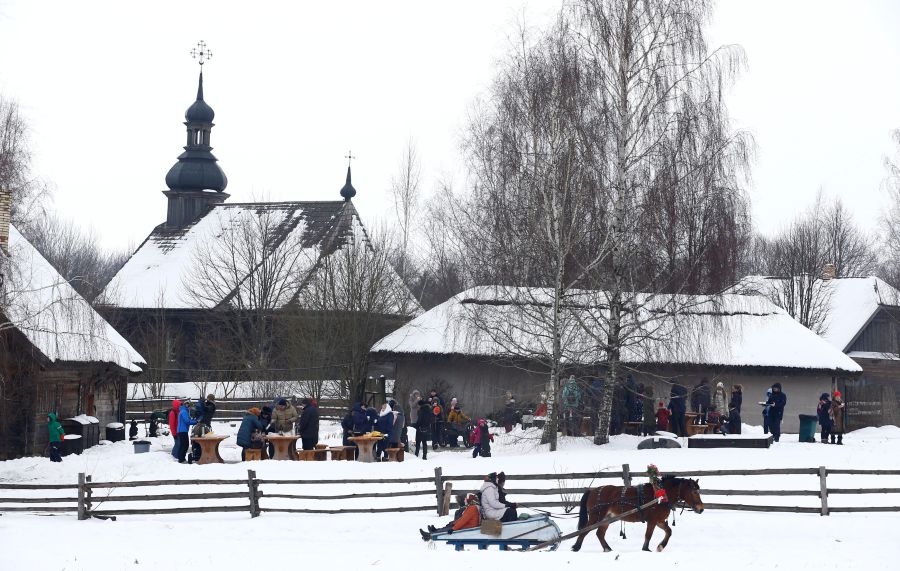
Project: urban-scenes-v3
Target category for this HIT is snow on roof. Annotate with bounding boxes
[1,226,145,372]
[371,286,862,373]
[731,275,900,352]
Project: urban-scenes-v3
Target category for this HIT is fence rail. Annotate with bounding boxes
[1,464,898,519]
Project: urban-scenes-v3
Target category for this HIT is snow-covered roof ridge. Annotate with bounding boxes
[730,275,900,352]
[1,225,145,373]
[371,286,862,373]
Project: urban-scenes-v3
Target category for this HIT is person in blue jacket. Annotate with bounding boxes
[765,383,787,442]
[176,400,197,463]
[351,402,368,435]
[375,402,394,460]
[237,407,265,461]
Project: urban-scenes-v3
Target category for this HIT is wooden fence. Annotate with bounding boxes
[2,465,899,520]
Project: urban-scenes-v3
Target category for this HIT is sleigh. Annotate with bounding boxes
[430,514,562,551]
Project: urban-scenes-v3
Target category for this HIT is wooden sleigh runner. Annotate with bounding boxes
[430,514,562,551]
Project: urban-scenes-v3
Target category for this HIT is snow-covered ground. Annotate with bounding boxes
[2,422,899,570]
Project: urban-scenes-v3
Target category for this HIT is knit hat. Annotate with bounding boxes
[658,401,665,408]
[820,392,830,400]
[248,407,261,416]
[465,493,479,505]
[277,398,287,406]
[487,472,498,483]
[833,391,842,398]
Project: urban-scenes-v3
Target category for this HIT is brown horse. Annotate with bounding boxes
[570,475,704,553]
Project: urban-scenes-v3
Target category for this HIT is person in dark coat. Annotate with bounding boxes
[341,408,354,446]
[414,399,432,459]
[691,378,711,418]
[765,382,787,442]
[259,406,273,432]
[297,398,319,450]
[375,402,394,460]
[351,402,368,434]
[668,382,688,437]
[817,392,833,444]
[730,384,743,414]
[502,394,517,433]
[720,401,742,435]
[236,408,265,461]
[128,419,139,440]
[829,391,845,445]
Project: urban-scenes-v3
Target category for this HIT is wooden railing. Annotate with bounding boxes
[2,465,898,520]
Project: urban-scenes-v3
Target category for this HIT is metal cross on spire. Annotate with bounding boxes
[345,150,356,167]
[191,40,213,67]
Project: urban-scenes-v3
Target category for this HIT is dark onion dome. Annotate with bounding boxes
[340,166,356,201]
[165,151,228,192]
[186,72,214,122]
[165,71,227,192]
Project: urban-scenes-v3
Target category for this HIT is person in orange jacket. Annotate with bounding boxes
[420,494,481,540]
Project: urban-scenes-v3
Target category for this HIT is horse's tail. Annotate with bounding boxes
[577,489,591,530]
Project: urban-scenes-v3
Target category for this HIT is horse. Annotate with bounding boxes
[570,475,704,553]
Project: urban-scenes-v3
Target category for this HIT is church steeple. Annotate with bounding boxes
[163,41,229,228]
[340,151,357,201]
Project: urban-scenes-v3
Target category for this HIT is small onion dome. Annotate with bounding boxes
[340,166,356,201]
[185,72,215,123]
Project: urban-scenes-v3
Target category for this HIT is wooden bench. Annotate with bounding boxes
[315,444,328,450]
[244,448,266,461]
[329,446,355,461]
[385,447,404,462]
[623,421,643,436]
[297,449,328,461]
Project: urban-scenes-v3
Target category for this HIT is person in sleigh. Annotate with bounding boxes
[419,493,481,541]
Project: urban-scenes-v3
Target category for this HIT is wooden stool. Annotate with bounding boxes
[329,447,353,461]
[297,449,328,461]
[385,447,404,462]
[315,444,328,450]
[244,448,265,461]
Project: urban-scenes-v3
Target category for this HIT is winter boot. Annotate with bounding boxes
[837,434,843,445]
[420,529,431,542]
[830,434,836,444]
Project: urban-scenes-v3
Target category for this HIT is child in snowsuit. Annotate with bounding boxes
[655,401,671,432]
[471,418,493,458]
[420,494,481,541]
[47,413,64,462]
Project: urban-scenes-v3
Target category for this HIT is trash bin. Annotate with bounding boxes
[106,422,126,442]
[798,414,818,443]
[133,440,151,454]
[63,434,83,455]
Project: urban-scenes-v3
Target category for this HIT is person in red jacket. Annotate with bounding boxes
[167,399,182,459]
[420,494,481,540]
[655,401,671,432]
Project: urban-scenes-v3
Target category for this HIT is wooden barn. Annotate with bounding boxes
[736,275,900,429]
[0,218,145,460]
[370,286,862,433]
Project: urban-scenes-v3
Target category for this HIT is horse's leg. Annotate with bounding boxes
[596,522,612,552]
[655,520,673,552]
[642,520,655,552]
[571,504,594,552]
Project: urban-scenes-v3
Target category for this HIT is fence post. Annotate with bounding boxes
[433,467,443,514]
[247,470,260,518]
[77,473,87,521]
[818,466,829,516]
[441,482,453,517]
[622,464,632,487]
[85,475,92,515]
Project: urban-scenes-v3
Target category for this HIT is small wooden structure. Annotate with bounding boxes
[348,435,383,463]
[190,435,228,464]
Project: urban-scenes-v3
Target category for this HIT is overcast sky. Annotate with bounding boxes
[1,0,898,251]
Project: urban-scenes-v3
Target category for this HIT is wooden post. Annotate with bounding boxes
[622,463,632,487]
[818,466,829,516]
[433,467,443,514]
[247,470,260,518]
[85,475,92,515]
[441,482,453,517]
[77,473,87,521]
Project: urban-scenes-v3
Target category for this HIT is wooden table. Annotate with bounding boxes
[189,435,228,465]
[348,435,384,463]
[686,423,710,437]
[265,434,300,460]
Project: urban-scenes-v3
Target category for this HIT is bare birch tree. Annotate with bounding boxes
[391,138,422,283]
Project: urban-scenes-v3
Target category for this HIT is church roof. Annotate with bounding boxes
[2,226,145,373]
[102,200,419,315]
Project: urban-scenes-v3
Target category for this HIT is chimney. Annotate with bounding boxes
[0,188,10,255]
[822,263,836,281]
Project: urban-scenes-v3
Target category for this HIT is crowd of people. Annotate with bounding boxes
[233,397,319,461]
[419,471,518,541]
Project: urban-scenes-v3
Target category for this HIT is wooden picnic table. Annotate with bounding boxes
[348,435,384,463]
[264,434,300,460]
[189,434,228,465]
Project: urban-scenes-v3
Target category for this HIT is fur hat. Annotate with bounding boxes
[248,407,261,416]
[465,493,479,505]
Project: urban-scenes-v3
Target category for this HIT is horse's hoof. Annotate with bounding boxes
[656,545,665,552]
[571,546,580,552]
[603,548,612,553]
[642,547,651,552]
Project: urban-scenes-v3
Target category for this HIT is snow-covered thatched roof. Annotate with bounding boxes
[1,226,145,373]
[371,286,862,374]
[102,201,420,315]
[731,275,900,352]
